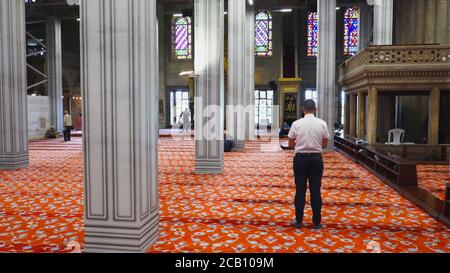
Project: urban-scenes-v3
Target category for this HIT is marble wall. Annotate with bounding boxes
[395,0,450,45]
[27,96,50,140]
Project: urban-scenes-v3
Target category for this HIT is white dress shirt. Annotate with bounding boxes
[288,114,330,153]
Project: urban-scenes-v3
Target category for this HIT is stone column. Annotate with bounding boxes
[448,0,450,44]
[317,0,336,143]
[194,0,224,174]
[357,92,366,139]
[245,7,255,141]
[415,0,425,44]
[46,17,64,132]
[81,0,159,252]
[367,87,378,145]
[428,87,440,145]
[349,94,357,138]
[157,3,166,129]
[0,0,29,170]
[373,0,393,45]
[344,94,350,136]
[424,0,436,43]
[359,2,373,50]
[227,0,246,150]
[435,0,448,44]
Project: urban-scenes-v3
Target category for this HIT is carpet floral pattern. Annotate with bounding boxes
[0,138,449,253]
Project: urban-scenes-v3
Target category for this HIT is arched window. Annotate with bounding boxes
[343,7,359,57]
[255,11,273,57]
[172,16,192,60]
[307,12,318,57]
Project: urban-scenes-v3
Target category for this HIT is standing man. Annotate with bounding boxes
[181,108,191,132]
[288,100,329,229]
[63,111,73,142]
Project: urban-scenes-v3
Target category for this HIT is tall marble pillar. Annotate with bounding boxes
[359,2,373,50]
[373,0,393,45]
[227,0,246,150]
[245,7,256,141]
[194,0,224,174]
[81,0,159,252]
[435,0,448,44]
[0,0,29,170]
[317,0,336,143]
[448,0,450,44]
[46,17,64,132]
[415,0,425,44]
[424,0,436,44]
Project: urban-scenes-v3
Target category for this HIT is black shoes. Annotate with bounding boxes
[291,220,323,230]
[291,221,304,229]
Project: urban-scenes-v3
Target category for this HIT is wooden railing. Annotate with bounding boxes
[341,44,450,76]
[372,144,450,164]
[335,136,450,226]
[334,136,417,187]
[446,184,450,219]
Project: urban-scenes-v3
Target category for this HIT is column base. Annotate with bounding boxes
[234,140,245,151]
[84,216,159,253]
[0,154,29,170]
[195,159,224,174]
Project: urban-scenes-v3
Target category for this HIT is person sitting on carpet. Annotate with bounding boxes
[279,122,291,138]
[224,133,235,152]
[288,99,329,230]
[45,126,58,139]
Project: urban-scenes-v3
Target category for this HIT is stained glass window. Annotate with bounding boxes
[172,16,192,60]
[307,12,318,57]
[255,11,273,57]
[343,7,359,57]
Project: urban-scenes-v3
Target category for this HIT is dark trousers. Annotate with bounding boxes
[293,153,324,225]
[64,126,72,141]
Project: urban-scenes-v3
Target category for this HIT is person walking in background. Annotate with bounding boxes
[75,113,82,131]
[288,100,330,229]
[63,111,73,142]
[181,108,191,132]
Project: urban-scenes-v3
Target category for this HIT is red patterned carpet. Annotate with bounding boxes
[417,165,450,201]
[0,137,449,253]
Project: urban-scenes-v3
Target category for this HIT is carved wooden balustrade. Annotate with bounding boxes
[339,44,450,146]
[340,44,450,92]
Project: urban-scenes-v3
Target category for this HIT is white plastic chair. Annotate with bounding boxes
[386,129,405,145]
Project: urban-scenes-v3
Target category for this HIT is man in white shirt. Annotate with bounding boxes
[288,100,330,229]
